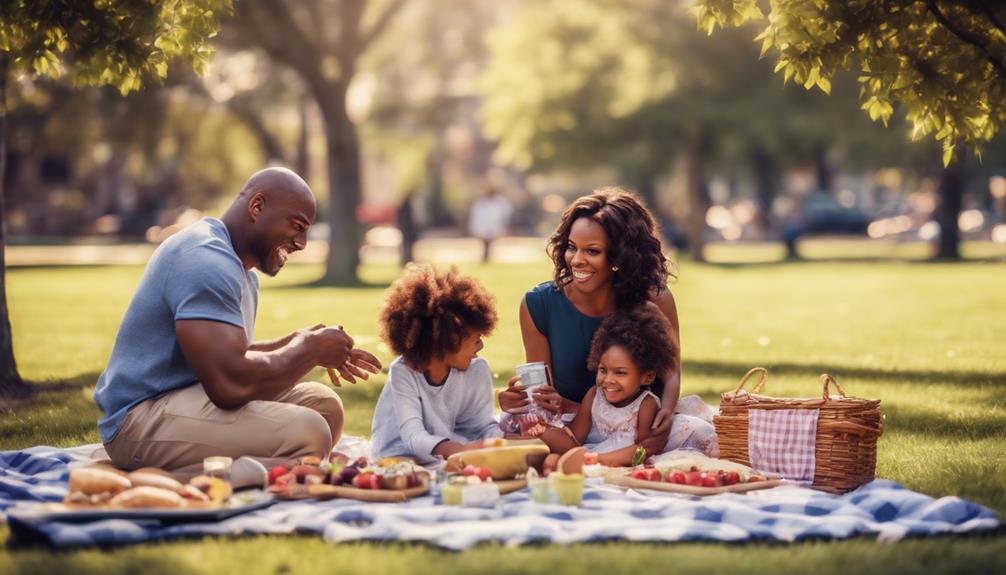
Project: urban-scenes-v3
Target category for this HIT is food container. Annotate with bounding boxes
[460,483,500,507]
[550,473,584,506]
[440,482,463,506]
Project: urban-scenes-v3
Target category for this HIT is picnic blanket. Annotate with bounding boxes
[1,444,1000,549]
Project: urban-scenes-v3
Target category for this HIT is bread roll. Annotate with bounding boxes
[69,467,132,495]
[129,470,184,493]
[109,486,185,508]
[180,484,211,502]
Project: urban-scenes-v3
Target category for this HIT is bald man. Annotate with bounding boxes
[94,168,380,476]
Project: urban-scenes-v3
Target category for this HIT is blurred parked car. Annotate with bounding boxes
[782,193,871,257]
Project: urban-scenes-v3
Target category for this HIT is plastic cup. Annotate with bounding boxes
[515,362,550,413]
[203,456,233,483]
[550,473,584,506]
[528,476,552,503]
[440,483,463,506]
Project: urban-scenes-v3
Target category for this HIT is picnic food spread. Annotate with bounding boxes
[64,465,231,508]
[267,452,432,502]
[445,438,550,479]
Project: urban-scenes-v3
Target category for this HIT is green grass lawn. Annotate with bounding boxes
[2,259,1005,574]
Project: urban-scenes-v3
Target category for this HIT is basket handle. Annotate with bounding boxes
[731,367,769,396]
[820,374,847,400]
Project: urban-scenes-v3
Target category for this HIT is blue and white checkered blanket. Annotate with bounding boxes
[1,444,1000,548]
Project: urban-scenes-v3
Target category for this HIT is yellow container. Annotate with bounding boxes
[550,473,584,506]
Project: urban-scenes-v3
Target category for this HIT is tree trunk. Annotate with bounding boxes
[317,87,362,283]
[0,57,29,399]
[813,145,833,194]
[683,127,710,263]
[934,151,966,260]
[295,92,310,179]
[750,147,777,238]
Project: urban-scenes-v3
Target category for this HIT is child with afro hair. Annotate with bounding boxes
[370,264,504,463]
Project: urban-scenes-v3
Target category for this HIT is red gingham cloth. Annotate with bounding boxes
[748,408,820,485]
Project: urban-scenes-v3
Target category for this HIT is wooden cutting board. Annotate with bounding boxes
[277,483,429,503]
[494,478,527,495]
[605,476,787,496]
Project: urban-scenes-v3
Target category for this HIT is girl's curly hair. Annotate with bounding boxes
[547,187,672,310]
[586,306,677,399]
[379,264,498,369]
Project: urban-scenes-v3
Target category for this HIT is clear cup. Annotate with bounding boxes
[515,362,550,413]
[203,456,233,483]
[528,476,552,503]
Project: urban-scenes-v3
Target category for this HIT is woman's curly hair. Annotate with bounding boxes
[380,264,498,369]
[586,306,677,398]
[547,187,672,310]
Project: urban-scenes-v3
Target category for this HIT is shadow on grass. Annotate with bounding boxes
[291,277,393,290]
[683,359,1006,388]
[880,403,1006,441]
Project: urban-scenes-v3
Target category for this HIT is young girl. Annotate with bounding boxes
[370,264,504,464]
[538,307,677,466]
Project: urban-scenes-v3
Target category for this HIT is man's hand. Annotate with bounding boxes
[310,325,382,385]
[335,348,382,384]
[311,325,355,370]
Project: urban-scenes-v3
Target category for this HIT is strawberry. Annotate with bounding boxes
[475,467,493,481]
[584,452,599,465]
[369,474,382,490]
[670,472,687,484]
[724,471,741,485]
[268,465,289,485]
[702,474,723,488]
[645,468,662,482]
[630,469,649,481]
[463,464,477,477]
[353,472,372,489]
[684,471,703,486]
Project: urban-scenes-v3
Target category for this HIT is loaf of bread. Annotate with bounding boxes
[68,467,132,495]
[129,470,184,493]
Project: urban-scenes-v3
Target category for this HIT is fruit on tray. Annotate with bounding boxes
[629,464,768,487]
[267,454,430,495]
[445,439,550,479]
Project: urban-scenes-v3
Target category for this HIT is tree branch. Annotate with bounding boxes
[926,0,1006,77]
[359,0,408,52]
[970,0,1006,35]
[237,0,322,79]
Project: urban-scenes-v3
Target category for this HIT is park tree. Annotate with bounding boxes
[480,0,897,260]
[692,0,1006,258]
[0,0,230,399]
[230,0,409,283]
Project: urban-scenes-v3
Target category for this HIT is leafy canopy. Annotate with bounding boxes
[692,0,1006,164]
[0,0,231,94]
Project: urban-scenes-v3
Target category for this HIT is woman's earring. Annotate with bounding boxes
[611,266,619,272]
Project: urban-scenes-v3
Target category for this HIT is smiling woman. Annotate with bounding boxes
[499,187,715,457]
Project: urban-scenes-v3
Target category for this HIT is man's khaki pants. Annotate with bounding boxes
[104,382,343,475]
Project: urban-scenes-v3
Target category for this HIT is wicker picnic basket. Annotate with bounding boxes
[714,367,883,494]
